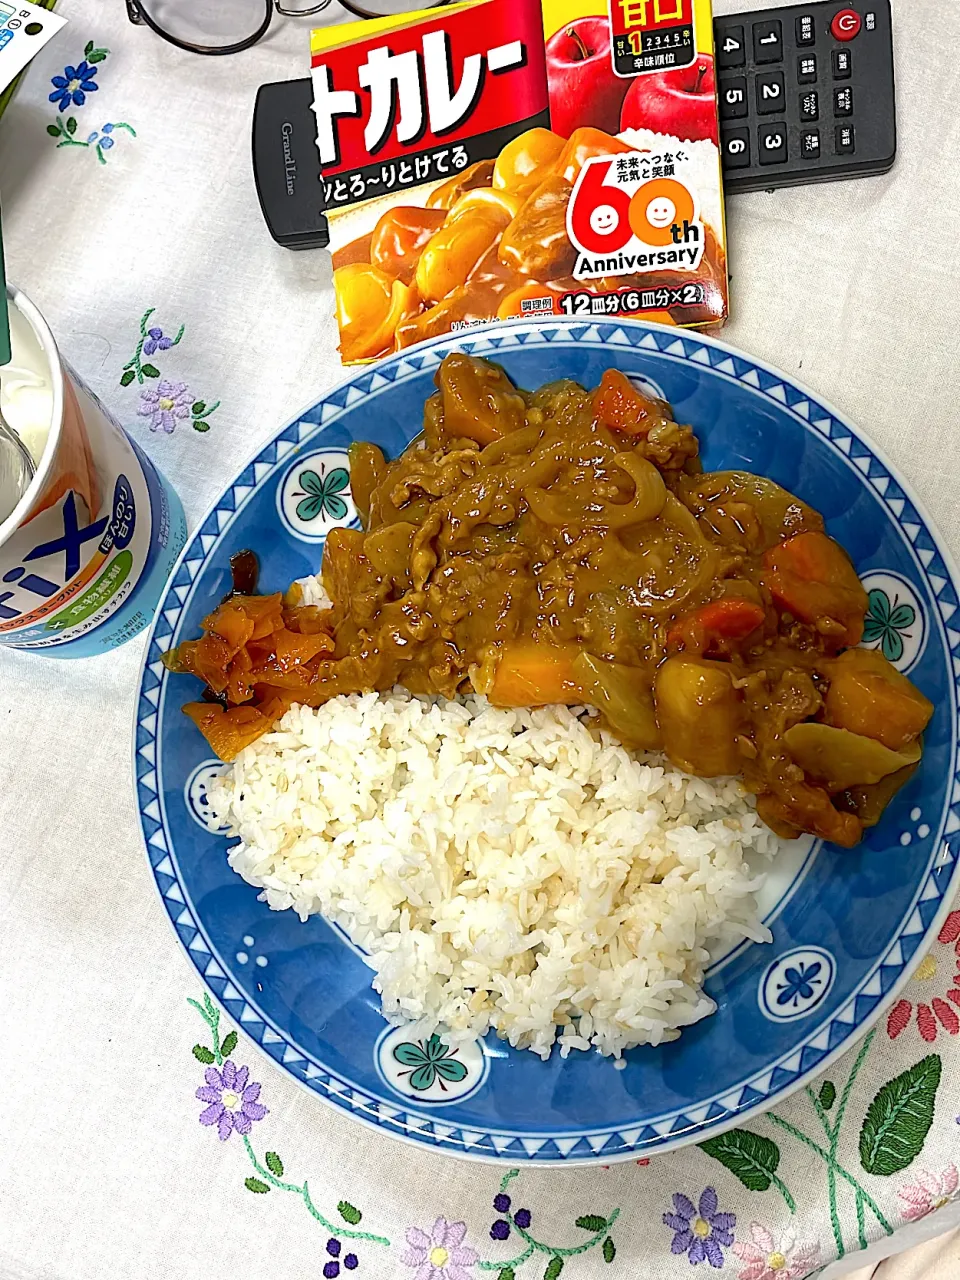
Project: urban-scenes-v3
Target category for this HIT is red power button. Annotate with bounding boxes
[831,8,862,39]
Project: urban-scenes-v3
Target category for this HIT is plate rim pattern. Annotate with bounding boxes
[134,319,960,1164]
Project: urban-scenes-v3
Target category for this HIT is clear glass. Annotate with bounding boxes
[130,0,448,51]
[132,0,272,48]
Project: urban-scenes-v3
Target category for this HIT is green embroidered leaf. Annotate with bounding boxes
[265,1151,284,1177]
[46,124,61,137]
[575,1215,608,1231]
[860,1054,942,1176]
[867,589,892,625]
[84,40,93,55]
[889,603,916,630]
[497,1270,516,1280]
[191,401,206,415]
[141,363,160,379]
[393,1041,429,1067]
[338,1201,362,1225]
[66,116,77,135]
[819,1080,837,1110]
[602,1237,616,1264]
[299,469,325,497]
[87,50,107,63]
[120,368,136,387]
[245,1177,270,1194]
[699,1129,782,1192]
[220,1030,238,1058]
[296,495,324,521]
[324,494,349,522]
[324,467,350,495]
[192,1043,215,1064]
[192,420,211,433]
[434,1058,468,1083]
[409,1064,437,1091]
[544,1258,563,1280]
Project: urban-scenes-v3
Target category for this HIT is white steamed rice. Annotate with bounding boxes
[209,688,779,1060]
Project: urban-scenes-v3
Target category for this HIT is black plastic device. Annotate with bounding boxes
[716,0,896,193]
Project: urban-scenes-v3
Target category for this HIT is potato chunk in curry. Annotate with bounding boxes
[166,356,932,846]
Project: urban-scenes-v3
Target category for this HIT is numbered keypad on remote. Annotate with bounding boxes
[714,1,896,194]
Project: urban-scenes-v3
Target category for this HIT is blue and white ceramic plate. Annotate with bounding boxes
[135,319,960,1165]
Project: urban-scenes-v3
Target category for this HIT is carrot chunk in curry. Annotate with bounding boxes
[165,354,932,846]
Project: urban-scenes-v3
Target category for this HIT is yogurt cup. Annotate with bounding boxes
[0,287,187,655]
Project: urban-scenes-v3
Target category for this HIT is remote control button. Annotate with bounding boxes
[797,54,818,84]
[753,19,783,63]
[758,123,788,164]
[800,90,819,122]
[717,24,746,69]
[720,78,749,120]
[830,8,862,41]
[796,14,816,45]
[757,71,785,115]
[721,128,751,170]
[834,86,853,115]
[800,128,821,158]
[832,48,852,78]
[835,124,856,153]
[865,11,876,29]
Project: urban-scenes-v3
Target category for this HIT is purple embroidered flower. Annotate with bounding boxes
[663,1188,736,1268]
[49,60,99,111]
[138,380,193,433]
[195,1059,268,1140]
[401,1217,478,1279]
[143,325,174,356]
[321,1236,361,1278]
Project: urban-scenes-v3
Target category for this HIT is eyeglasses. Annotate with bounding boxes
[125,0,449,57]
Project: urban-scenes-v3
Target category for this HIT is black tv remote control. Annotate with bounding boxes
[714,0,895,193]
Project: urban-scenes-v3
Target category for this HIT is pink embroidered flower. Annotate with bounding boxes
[138,379,193,434]
[887,911,960,1043]
[401,1217,478,1280]
[732,1222,820,1280]
[896,1166,959,1221]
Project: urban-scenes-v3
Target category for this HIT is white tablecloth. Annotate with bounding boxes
[2,2,959,1277]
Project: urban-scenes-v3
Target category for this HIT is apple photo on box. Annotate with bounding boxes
[544,18,630,137]
[619,54,718,144]
[544,8,719,147]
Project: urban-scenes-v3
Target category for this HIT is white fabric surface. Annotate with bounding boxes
[1,2,959,1278]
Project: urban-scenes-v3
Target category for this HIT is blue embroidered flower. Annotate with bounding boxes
[143,325,174,356]
[49,61,99,112]
[776,961,822,1008]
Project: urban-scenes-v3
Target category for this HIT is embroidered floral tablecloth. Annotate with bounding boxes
[2,2,959,1277]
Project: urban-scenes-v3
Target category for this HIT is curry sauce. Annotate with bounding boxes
[167,355,932,847]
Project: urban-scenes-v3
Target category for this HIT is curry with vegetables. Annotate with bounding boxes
[167,354,932,847]
[331,126,726,362]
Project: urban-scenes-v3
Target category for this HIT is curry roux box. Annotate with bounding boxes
[311,0,727,364]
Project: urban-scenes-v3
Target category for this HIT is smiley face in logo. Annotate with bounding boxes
[645,195,677,229]
[628,178,696,247]
[589,202,621,239]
